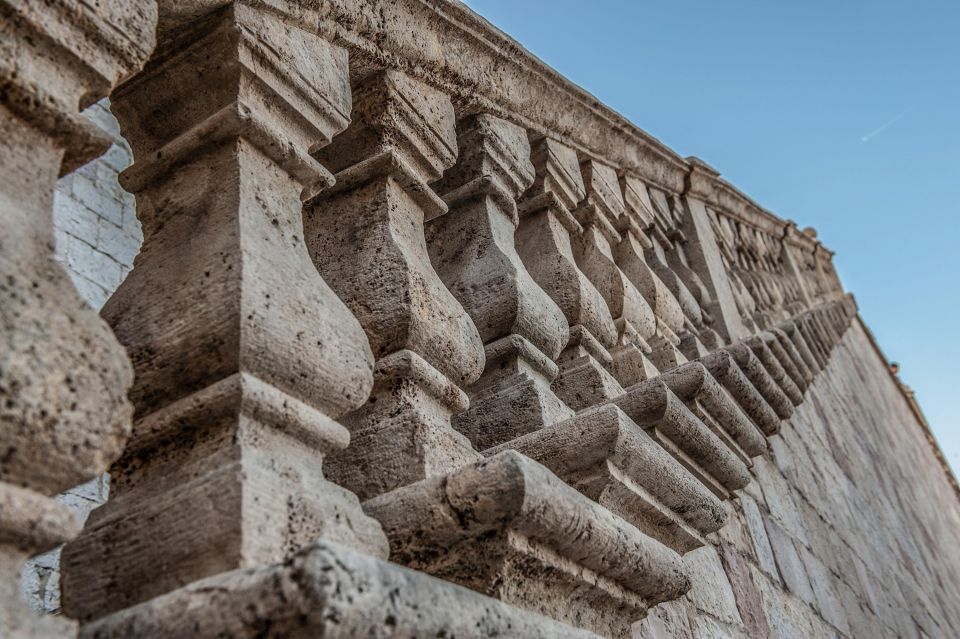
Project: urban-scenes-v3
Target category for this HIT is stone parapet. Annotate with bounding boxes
[2,0,950,637]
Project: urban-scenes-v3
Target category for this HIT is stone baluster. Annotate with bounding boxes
[0,1,155,635]
[305,70,485,500]
[515,137,624,411]
[615,174,690,371]
[427,114,572,450]
[60,4,389,624]
[572,159,661,387]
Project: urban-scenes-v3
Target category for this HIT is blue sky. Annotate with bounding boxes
[465,0,960,473]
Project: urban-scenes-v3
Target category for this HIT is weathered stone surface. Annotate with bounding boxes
[80,541,601,638]
[517,137,625,411]
[573,160,659,388]
[487,404,726,553]
[429,114,573,449]
[699,350,781,436]
[5,1,960,638]
[718,545,771,639]
[61,3,388,624]
[0,0,154,635]
[365,451,689,637]
[308,70,485,499]
[608,378,752,497]
[681,546,742,626]
[660,363,767,460]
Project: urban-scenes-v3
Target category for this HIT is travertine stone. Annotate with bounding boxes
[365,451,689,638]
[79,541,601,639]
[681,160,749,343]
[723,343,794,420]
[615,175,689,371]
[659,363,767,461]
[771,328,814,386]
[643,188,718,351]
[777,320,822,373]
[516,137,625,411]
[428,114,573,449]
[745,336,804,405]
[699,351,781,436]
[761,331,808,392]
[486,405,726,553]
[61,4,387,623]
[572,160,660,387]
[307,70,485,499]
[606,380,752,498]
[0,0,155,635]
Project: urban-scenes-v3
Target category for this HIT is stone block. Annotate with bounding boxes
[718,545,771,638]
[763,518,815,606]
[681,546,742,625]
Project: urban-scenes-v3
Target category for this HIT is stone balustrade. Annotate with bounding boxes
[2,1,866,638]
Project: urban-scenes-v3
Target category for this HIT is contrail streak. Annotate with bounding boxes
[862,112,907,142]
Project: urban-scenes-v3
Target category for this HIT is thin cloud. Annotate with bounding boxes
[862,112,908,143]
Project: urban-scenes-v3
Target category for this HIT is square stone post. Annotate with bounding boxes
[0,1,155,635]
[428,114,574,450]
[60,3,388,624]
[515,137,625,411]
[681,157,749,344]
[572,160,661,387]
[305,70,485,500]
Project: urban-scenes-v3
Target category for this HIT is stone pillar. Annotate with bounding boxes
[682,157,749,344]
[0,1,155,636]
[515,137,624,411]
[615,174,689,370]
[60,4,388,624]
[306,71,485,500]
[572,160,660,386]
[427,114,573,450]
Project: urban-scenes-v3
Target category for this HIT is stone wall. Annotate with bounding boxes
[4,2,959,638]
[635,321,960,638]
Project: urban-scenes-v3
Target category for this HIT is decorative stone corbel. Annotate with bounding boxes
[60,3,388,624]
[486,404,727,554]
[306,70,485,500]
[515,137,625,411]
[365,451,690,638]
[659,363,768,462]
[607,379,752,499]
[427,114,573,450]
[0,1,155,635]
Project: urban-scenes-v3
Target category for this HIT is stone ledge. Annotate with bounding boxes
[79,540,600,638]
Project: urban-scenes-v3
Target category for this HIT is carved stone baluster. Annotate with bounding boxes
[427,114,572,450]
[572,160,660,387]
[306,71,485,500]
[60,4,388,624]
[515,137,624,411]
[615,174,690,371]
[0,1,155,635]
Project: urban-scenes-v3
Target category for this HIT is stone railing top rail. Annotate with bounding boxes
[284,0,832,256]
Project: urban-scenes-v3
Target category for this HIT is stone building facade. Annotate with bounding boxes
[2,1,959,638]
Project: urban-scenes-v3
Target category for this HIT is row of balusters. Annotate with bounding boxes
[0,3,851,638]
